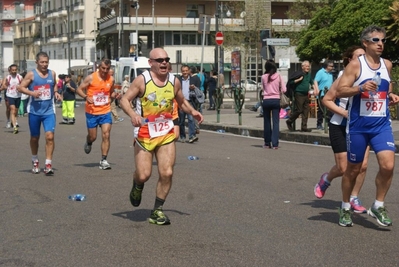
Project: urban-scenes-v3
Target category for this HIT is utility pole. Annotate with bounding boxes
[118,0,122,58]
[67,0,71,73]
[214,0,219,72]
[151,0,154,49]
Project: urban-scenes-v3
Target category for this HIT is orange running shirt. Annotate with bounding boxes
[85,72,114,115]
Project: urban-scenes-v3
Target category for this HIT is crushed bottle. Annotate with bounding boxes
[187,156,199,160]
[216,129,225,133]
[68,194,86,201]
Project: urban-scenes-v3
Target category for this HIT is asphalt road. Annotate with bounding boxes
[1,104,398,267]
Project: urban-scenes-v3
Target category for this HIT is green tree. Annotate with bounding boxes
[384,0,399,44]
[295,0,396,62]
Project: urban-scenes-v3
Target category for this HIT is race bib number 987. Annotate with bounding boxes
[359,91,387,117]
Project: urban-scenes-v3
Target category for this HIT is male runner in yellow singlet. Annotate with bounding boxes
[120,48,203,225]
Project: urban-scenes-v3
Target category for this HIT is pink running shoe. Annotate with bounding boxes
[350,197,367,213]
[314,172,330,199]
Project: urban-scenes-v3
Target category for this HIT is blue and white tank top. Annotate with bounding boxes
[27,69,56,116]
[347,55,391,133]
[330,70,348,126]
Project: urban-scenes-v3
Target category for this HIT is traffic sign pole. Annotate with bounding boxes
[216,31,224,46]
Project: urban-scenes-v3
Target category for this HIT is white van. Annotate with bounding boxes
[115,57,150,85]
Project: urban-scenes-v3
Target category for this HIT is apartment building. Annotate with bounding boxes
[1,0,307,80]
[38,0,99,65]
[1,0,41,75]
[98,0,306,82]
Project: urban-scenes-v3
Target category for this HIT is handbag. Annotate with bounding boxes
[279,75,290,108]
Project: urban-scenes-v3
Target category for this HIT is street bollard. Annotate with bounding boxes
[214,86,224,123]
[233,86,245,125]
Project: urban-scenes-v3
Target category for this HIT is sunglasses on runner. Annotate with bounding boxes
[151,57,170,63]
[367,37,386,43]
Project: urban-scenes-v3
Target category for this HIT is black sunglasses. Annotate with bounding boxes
[151,57,170,63]
[367,37,386,43]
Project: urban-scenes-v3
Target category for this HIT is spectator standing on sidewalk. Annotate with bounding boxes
[178,65,198,143]
[190,66,201,134]
[313,60,334,130]
[261,60,286,149]
[336,25,399,227]
[109,69,124,123]
[60,74,77,124]
[207,70,217,110]
[285,60,313,132]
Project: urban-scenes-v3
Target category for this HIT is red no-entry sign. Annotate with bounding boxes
[216,31,224,46]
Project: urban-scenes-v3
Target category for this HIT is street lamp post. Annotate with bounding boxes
[118,0,122,58]
[214,0,219,72]
[67,0,71,74]
[20,3,26,72]
[135,1,139,56]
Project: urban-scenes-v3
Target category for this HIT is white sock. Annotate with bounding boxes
[373,200,384,209]
[341,202,351,210]
[45,159,52,165]
[32,155,38,162]
[349,195,357,201]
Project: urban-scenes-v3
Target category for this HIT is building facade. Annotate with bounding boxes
[1,0,41,75]
[1,0,308,80]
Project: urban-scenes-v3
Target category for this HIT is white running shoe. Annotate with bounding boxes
[32,160,40,174]
[99,159,111,170]
[6,122,11,129]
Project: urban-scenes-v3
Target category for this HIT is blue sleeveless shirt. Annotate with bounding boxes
[348,56,391,133]
[27,69,56,116]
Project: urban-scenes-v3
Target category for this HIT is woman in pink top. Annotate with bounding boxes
[261,60,286,149]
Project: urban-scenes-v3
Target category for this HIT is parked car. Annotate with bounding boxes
[241,79,260,91]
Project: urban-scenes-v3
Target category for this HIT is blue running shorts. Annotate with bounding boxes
[29,113,56,137]
[85,112,112,128]
[347,130,395,163]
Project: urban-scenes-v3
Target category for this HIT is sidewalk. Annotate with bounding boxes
[199,92,399,150]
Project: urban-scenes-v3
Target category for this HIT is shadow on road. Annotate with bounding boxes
[112,209,191,223]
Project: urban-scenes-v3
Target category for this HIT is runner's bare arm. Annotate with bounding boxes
[52,70,62,101]
[76,74,93,103]
[0,77,7,91]
[322,77,348,118]
[120,75,144,126]
[337,59,376,98]
[17,71,40,97]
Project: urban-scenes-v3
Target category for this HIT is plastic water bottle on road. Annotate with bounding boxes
[187,156,199,160]
[68,194,86,201]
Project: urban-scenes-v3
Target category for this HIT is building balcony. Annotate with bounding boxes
[56,7,68,17]
[72,30,85,39]
[98,16,308,35]
[0,34,14,42]
[13,36,34,45]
